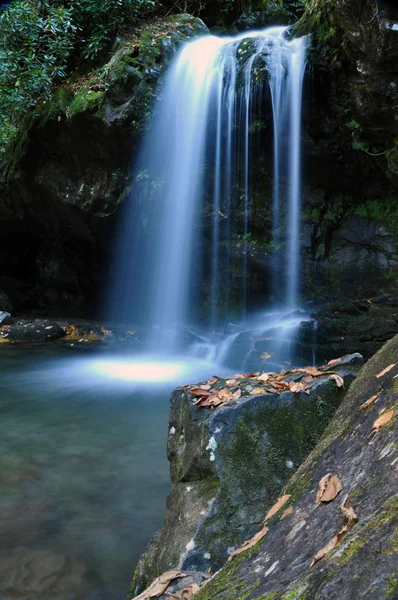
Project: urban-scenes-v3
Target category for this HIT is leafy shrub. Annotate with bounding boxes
[0,0,156,169]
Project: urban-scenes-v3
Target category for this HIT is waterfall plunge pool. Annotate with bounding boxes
[0,344,229,600]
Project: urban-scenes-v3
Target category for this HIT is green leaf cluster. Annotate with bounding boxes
[0,0,156,169]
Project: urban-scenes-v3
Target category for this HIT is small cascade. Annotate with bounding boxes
[108,27,307,353]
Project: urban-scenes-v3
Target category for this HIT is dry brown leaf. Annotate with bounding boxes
[229,526,268,559]
[280,506,293,520]
[132,570,186,600]
[360,391,381,410]
[316,474,342,504]
[232,389,242,400]
[217,388,233,402]
[189,388,212,397]
[289,381,306,393]
[340,495,358,525]
[376,363,397,378]
[372,408,395,431]
[225,379,238,386]
[264,494,291,523]
[249,387,267,395]
[246,372,260,378]
[311,496,358,567]
[310,533,340,567]
[208,377,218,385]
[328,357,343,367]
[257,373,270,382]
[166,584,200,599]
[200,385,211,390]
[329,374,344,388]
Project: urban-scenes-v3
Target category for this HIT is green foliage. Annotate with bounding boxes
[354,197,398,241]
[0,0,156,170]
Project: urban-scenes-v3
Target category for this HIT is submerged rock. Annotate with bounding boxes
[193,334,398,600]
[131,354,363,595]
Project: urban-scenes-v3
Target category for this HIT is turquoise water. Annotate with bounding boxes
[0,345,220,600]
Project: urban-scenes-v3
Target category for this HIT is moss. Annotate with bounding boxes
[194,540,265,600]
[387,574,397,597]
[35,88,75,124]
[69,86,105,118]
[332,496,398,567]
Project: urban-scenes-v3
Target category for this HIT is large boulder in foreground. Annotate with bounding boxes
[131,354,363,595]
[192,334,398,600]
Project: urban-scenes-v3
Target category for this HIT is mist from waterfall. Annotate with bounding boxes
[108,27,307,350]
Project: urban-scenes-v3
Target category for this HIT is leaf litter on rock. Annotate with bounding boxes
[229,495,291,560]
[310,495,358,567]
[360,391,381,410]
[372,408,395,431]
[316,474,342,504]
[131,570,187,600]
[376,363,397,378]
[186,359,348,410]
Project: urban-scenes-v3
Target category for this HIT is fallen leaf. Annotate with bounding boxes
[316,474,342,504]
[249,387,267,395]
[167,584,200,599]
[217,388,233,402]
[360,391,381,410]
[340,495,358,525]
[373,408,395,431]
[329,374,344,388]
[376,364,396,378]
[132,570,186,600]
[264,494,291,523]
[328,357,343,367]
[257,373,270,382]
[226,379,238,386]
[208,377,218,385]
[289,381,306,393]
[311,495,358,567]
[200,385,211,390]
[310,532,340,567]
[189,388,212,397]
[229,526,268,559]
[232,389,242,400]
[280,506,293,520]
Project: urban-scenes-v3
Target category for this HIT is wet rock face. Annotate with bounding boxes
[131,354,363,595]
[299,293,398,363]
[193,333,398,600]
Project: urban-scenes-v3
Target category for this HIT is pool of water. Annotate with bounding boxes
[0,344,224,600]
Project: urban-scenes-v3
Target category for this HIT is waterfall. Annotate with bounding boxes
[108,27,307,351]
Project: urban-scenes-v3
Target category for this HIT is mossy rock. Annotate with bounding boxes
[193,334,398,600]
[132,355,362,595]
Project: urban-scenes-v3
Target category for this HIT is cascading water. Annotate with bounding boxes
[108,26,307,354]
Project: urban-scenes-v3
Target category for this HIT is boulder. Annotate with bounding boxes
[193,333,398,600]
[0,311,13,326]
[131,354,363,594]
[7,319,66,342]
[299,294,398,362]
